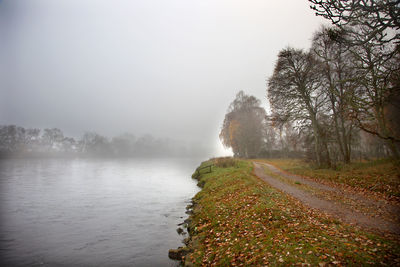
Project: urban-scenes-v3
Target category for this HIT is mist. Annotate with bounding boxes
[0,0,325,156]
[2,1,399,266]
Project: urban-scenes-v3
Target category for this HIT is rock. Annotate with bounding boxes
[183,237,190,245]
[197,180,205,187]
[168,247,190,260]
[168,249,182,260]
[176,227,184,235]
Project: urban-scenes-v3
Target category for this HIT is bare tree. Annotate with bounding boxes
[267,48,331,167]
[42,128,64,151]
[312,26,358,163]
[80,132,111,156]
[348,33,400,157]
[0,125,25,154]
[309,0,400,46]
[310,0,400,158]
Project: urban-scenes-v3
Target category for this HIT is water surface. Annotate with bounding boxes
[0,158,200,266]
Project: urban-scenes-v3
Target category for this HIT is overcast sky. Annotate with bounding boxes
[0,0,326,156]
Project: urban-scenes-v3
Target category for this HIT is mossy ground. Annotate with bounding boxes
[184,159,400,266]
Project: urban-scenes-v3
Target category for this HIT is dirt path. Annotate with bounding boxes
[253,162,400,235]
[260,162,400,216]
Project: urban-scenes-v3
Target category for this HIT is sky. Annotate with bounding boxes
[0,0,326,156]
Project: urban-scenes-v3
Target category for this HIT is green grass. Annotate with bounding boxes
[255,158,400,198]
[184,159,400,266]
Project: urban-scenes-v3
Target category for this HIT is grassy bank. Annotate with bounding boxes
[254,159,400,199]
[182,159,400,266]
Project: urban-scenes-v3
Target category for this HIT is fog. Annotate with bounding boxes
[0,0,325,156]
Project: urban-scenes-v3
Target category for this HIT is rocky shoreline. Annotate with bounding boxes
[168,163,205,266]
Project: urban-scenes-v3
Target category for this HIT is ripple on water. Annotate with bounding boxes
[0,158,200,266]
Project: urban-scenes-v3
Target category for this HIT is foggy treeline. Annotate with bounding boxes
[220,0,400,167]
[0,125,206,158]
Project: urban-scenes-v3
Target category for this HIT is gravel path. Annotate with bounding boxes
[253,162,400,235]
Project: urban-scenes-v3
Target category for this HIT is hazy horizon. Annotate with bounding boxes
[0,0,326,156]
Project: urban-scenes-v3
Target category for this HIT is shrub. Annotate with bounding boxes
[214,157,237,168]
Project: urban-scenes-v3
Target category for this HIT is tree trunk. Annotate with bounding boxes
[310,114,323,167]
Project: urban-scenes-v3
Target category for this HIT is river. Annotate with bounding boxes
[0,158,201,266]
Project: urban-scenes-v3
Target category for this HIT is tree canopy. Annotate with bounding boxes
[220,91,266,158]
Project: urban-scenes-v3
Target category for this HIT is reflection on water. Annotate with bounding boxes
[0,158,200,266]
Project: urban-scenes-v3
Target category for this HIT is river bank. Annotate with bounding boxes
[171,158,400,266]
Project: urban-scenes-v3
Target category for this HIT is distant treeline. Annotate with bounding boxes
[220,1,400,167]
[0,125,205,158]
